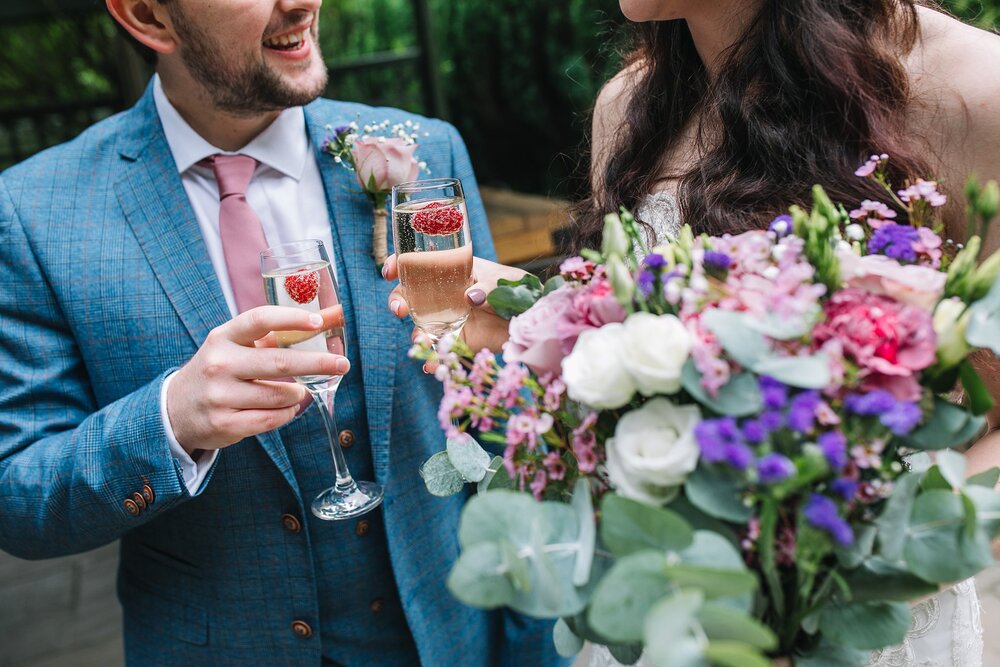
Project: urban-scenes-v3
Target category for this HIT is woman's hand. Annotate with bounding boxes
[382,254,525,355]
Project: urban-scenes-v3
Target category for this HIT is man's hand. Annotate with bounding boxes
[382,254,524,355]
[167,306,350,453]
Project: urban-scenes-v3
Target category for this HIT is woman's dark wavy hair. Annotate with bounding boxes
[573,0,934,250]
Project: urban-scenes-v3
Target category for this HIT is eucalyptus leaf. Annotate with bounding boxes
[920,466,951,492]
[552,618,583,657]
[446,542,515,608]
[488,274,543,319]
[935,449,967,490]
[606,643,645,666]
[743,306,819,340]
[904,397,987,450]
[685,466,752,523]
[702,642,770,667]
[964,484,1000,536]
[663,564,758,599]
[904,490,993,582]
[875,473,920,561]
[600,493,694,557]
[477,456,512,493]
[753,351,831,390]
[419,451,467,496]
[571,478,596,587]
[543,275,567,296]
[701,310,769,369]
[795,640,872,667]
[835,524,876,569]
[818,600,911,650]
[696,603,777,649]
[960,361,996,416]
[966,275,1000,355]
[588,551,671,642]
[841,558,937,602]
[679,531,753,613]
[447,434,492,483]
[967,467,1000,488]
[642,590,705,667]
[681,361,762,417]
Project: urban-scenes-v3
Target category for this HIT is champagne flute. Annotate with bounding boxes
[390,177,474,349]
[260,239,383,520]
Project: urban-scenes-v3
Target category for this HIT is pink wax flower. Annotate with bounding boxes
[898,179,948,208]
[813,288,936,401]
[913,227,943,268]
[849,199,897,227]
[837,250,945,311]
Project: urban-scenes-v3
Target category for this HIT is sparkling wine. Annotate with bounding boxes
[262,259,346,387]
[393,196,474,340]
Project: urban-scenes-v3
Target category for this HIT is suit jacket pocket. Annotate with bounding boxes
[119,573,208,646]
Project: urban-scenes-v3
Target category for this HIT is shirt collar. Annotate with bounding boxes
[152,74,309,180]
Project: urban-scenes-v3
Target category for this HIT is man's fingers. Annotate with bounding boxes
[204,379,307,410]
[234,406,303,437]
[225,306,325,346]
[235,348,350,380]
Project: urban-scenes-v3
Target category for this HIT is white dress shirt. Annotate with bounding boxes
[152,76,335,493]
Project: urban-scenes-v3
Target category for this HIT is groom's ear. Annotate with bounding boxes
[106,0,179,58]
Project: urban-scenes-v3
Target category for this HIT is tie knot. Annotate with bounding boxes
[207,154,258,199]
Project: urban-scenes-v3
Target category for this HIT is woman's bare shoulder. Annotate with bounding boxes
[591,60,648,178]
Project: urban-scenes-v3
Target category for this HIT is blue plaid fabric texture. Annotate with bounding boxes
[0,84,567,667]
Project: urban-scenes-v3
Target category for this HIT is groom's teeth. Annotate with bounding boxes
[264,30,306,48]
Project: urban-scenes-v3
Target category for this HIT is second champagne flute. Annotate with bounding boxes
[260,239,384,520]
[390,177,474,349]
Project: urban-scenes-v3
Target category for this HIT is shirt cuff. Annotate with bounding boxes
[161,371,218,495]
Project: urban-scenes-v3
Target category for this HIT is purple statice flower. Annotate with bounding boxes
[644,253,667,270]
[844,390,897,416]
[760,410,785,432]
[695,417,744,464]
[637,270,656,298]
[724,443,755,470]
[849,199,898,225]
[760,376,789,410]
[804,494,854,546]
[855,153,889,178]
[818,430,848,470]
[742,419,769,444]
[898,179,948,208]
[787,391,821,434]
[880,401,923,436]
[703,251,732,275]
[333,124,352,136]
[758,453,795,484]
[868,223,919,263]
[769,214,794,237]
[831,478,859,501]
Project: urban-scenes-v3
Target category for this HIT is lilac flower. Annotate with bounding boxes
[868,223,919,263]
[855,153,889,178]
[898,179,948,208]
[818,430,848,470]
[769,214,794,237]
[804,494,854,546]
[758,453,795,484]
[787,391,821,434]
[849,199,898,224]
[880,401,923,436]
[644,253,667,269]
[844,390,897,416]
[760,376,789,410]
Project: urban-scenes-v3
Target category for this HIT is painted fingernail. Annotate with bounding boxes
[390,300,401,316]
[335,358,350,374]
[422,363,430,374]
[467,289,487,306]
[309,313,323,327]
[380,263,388,279]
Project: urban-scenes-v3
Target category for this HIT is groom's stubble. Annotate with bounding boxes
[166,4,328,117]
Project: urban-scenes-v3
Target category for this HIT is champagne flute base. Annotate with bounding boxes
[311,480,384,521]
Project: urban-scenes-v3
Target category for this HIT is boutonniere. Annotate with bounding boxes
[323,119,429,268]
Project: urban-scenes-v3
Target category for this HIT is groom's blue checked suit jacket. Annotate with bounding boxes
[0,85,564,666]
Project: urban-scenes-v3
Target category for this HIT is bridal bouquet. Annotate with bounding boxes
[412,158,1000,666]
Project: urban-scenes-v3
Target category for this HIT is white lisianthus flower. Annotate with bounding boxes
[562,324,636,409]
[620,312,691,396]
[605,398,702,506]
[933,296,972,370]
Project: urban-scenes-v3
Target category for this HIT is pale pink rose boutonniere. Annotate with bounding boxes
[323,120,429,267]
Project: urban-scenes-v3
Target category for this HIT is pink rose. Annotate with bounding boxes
[351,136,420,193]
[813,288,936,401]
[837,250,945,311]
[503,280,626,377]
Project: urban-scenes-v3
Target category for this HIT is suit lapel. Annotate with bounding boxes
[115,88,298,494]
[305,105,397,482]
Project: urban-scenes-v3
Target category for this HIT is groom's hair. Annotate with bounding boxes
[574,0,932,248]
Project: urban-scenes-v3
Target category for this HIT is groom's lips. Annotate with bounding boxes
[262,22,314,60]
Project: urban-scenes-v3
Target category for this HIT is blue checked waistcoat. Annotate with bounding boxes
[0,85,567,667]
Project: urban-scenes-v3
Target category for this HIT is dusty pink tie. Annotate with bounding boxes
[209,154,269,314]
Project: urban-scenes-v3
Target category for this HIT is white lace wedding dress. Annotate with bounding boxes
[588,193,984,667]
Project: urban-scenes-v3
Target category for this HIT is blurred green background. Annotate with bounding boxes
[0,0,997,196]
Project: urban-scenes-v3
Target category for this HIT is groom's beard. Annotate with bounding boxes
[167,8,328,116]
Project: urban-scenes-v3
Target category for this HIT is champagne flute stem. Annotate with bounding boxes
[307,384,357,495]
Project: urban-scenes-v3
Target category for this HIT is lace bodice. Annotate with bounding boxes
[587,193,984,667]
